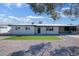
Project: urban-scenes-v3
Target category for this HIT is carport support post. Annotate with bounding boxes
[69,27,72,34]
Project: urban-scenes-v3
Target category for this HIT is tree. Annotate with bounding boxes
[62,3,79,21]
[28,3,79,20]
[28,3,63,20]
[62,4,79,16]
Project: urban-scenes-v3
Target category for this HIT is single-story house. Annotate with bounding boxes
[0,24,79,35]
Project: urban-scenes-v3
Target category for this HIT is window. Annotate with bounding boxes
[64,27,69,31]
[64,26,76,31]
[25,26,30,30]
[71,27,76,31]
[16,26,20,30]
[46,27,53,31]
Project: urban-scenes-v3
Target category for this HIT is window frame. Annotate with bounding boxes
[16,26,20,30]
[46,27,54,31]
[25,26,30,30]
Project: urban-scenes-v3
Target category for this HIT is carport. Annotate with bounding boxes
[59,26,79,34]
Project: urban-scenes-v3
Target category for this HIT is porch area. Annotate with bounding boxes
[59,26,79,34]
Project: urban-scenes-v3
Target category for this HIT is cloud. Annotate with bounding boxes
[0,14,44,24]
[0,14,22,24]
[61,7,70,11]
[0,14,78,25]
[0,14,54,24]
[4,3,29,8]
[60,13,66,17]
[26,16,45,19]
[24,4,29,7]
[16,3,29,8]
[56,7,71,17]
[16,3,22,7]
[8,16,21,21]
[4,3,12,9]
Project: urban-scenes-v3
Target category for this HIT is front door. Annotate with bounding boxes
[37,27,41,34]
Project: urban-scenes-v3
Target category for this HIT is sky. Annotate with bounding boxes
[0,3,36,16]
[0,3,79,25]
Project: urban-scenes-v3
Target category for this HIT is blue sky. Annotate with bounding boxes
[0,3,36,16]
[0,3,79,25]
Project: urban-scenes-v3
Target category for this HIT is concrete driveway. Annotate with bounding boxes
[62,35,79,39]
[0,35,79,56]
[0,36,10,40]
[67,35,79,39]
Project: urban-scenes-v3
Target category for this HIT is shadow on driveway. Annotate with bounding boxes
[10,42,79,56]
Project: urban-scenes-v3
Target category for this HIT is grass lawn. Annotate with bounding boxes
[5,35,61,40]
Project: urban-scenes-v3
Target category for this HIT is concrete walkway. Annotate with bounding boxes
[62,35,79,39]
[67,35,79,39]
[0,35,79,56]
